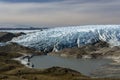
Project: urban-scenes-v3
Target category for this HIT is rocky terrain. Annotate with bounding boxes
[49,40,120,78]
[49,40,119,59]
[0,31,120,80]
[0,43,118,80]
[0,42,43,55]
[0,51,119,80]
[0,32,25,42]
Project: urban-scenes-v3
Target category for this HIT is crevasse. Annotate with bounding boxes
[11,25,120,52]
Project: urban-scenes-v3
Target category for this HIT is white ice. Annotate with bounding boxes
[11,25,120,51]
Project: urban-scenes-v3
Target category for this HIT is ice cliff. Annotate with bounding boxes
[11,25,120,52]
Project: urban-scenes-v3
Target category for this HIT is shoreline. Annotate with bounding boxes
[13,54,34,68]
[14,53,119,78]
[14,53,120,68]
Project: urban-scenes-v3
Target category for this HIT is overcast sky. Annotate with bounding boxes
[0,0,120,27]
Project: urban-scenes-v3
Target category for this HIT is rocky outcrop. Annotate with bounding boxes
[49,41,120,59]
[50,47,88,58]
[0,32,25,42]
[0,42,43,55]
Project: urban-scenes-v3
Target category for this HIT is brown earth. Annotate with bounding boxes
[49,41,120,59]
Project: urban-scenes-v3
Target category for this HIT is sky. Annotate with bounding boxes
[0,0,120,27]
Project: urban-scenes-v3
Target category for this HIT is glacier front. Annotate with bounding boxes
[11,25,120,52]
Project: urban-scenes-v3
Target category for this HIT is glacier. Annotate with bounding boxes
[11,25,120,52]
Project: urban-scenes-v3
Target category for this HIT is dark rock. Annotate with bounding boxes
[90,53,103,59]
[0,32,16,42]
[14,32,26,37]
[31,64,34,68]
[0,32,26,42]
[94,40,109,48]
